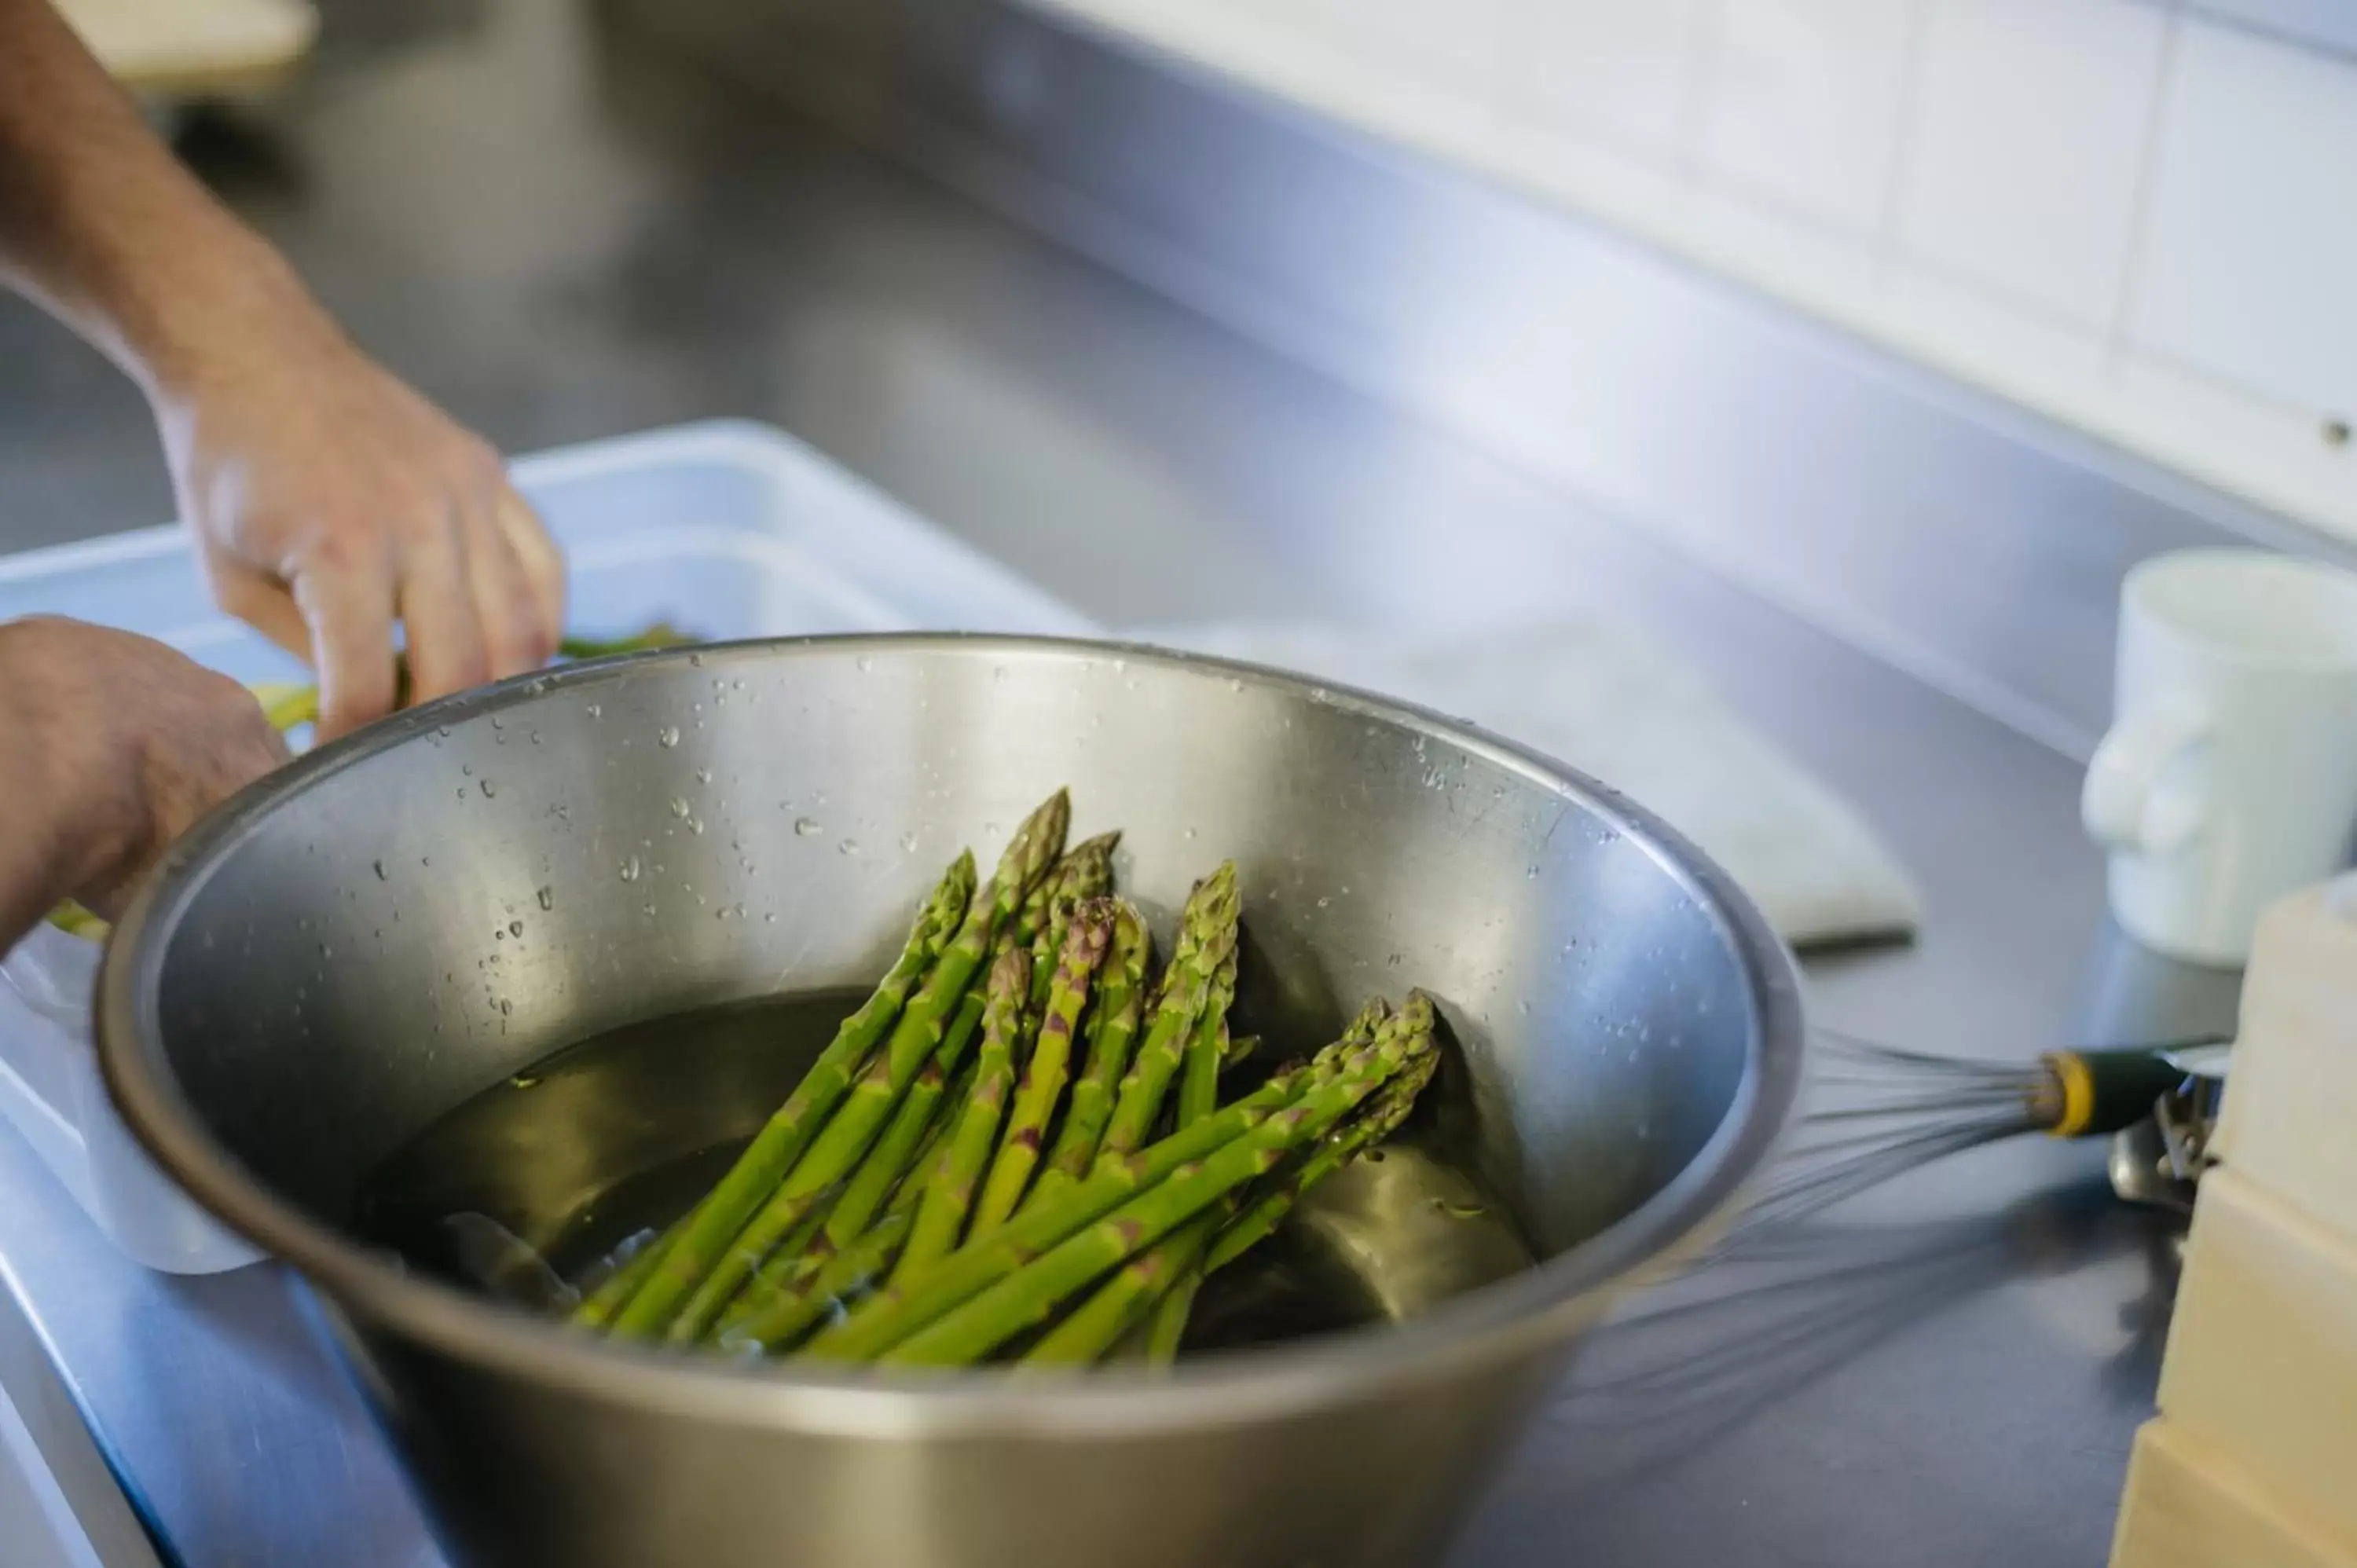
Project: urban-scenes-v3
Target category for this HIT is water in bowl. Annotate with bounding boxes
[355,991,1534,1359]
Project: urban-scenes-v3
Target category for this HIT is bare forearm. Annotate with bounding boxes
[0,0,327,399]
[0,0,567,737]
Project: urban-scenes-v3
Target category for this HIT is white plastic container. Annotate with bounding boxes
[0,419,1094,1272]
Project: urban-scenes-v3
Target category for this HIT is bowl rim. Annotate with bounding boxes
[97,632,1805,1434]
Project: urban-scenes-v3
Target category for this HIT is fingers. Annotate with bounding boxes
[459,478,550,681]
[497,483,566,658]
[185,400,563,729]
[200,557,313,669]
[289,534,399,741]
[396,500,489,706]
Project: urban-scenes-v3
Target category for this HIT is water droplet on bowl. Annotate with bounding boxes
[658,727,680,749]
[695,768,713,786]
[619,856,641,882]
[795,818,823,837]
[856,655,873,673]
[670,797,691,819]
[838,839,860,856]
[479,779,497,798]
[373,859,388,881]
[537,885,555,910]
[586,704,602,720]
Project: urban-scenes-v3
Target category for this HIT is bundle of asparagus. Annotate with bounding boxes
[569,787,1442,1368]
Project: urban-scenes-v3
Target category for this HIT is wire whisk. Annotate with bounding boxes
[1737,1029,2216,1233]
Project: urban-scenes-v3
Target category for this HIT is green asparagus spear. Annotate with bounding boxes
[706,1202,835,1338]
[717,1068,964,1337]
[819,1050,976,1255]
[973,900,1114,1237]
[654,789,1069,1342]
[1028,899,1150,1207]
[1010,828,1106,962]
[1021,1209,1216,1365]
[880,997,1436,1366]
[894,947,1032,1280]
[1174,940,1236,1130]
[555,626,691,661]
[720,1207,918,1354]
[801,1064,1318,1363]
[1023,999,1391,1365]
[570,1215,687,1329]
[804,995,1432,1364]
[1142,1047,1435,1365]
[607,851,977,1338]
[1140,925,1238,1354]
[1099,865,1240,1159]
[1026,834,1117,1012]
[1204,1046,1436,1277]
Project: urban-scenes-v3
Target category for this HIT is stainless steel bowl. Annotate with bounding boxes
[98,636,1802,1568]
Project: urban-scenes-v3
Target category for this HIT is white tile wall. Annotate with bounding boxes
[1021,0,2357,544]
[2130,19,2357,423]
[1697,0,1920,233]
[1513,0,1711,156]
[1899,0,2166,325]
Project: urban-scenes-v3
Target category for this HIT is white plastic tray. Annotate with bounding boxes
[0,419,1094,1273]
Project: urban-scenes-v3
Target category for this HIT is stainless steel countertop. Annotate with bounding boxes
[0,2,2249,1564]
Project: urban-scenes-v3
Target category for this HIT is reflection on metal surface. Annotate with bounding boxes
[1540,1183,2174,1493]
[2107,1048,2232,1215]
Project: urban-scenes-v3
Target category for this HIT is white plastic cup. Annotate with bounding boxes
[2083,550,2357,965]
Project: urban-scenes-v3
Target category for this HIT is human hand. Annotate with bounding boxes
[0,617,289,925]
[149,275,564,740]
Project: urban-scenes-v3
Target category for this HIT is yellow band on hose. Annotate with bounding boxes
[2046,1051,2095,1138]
